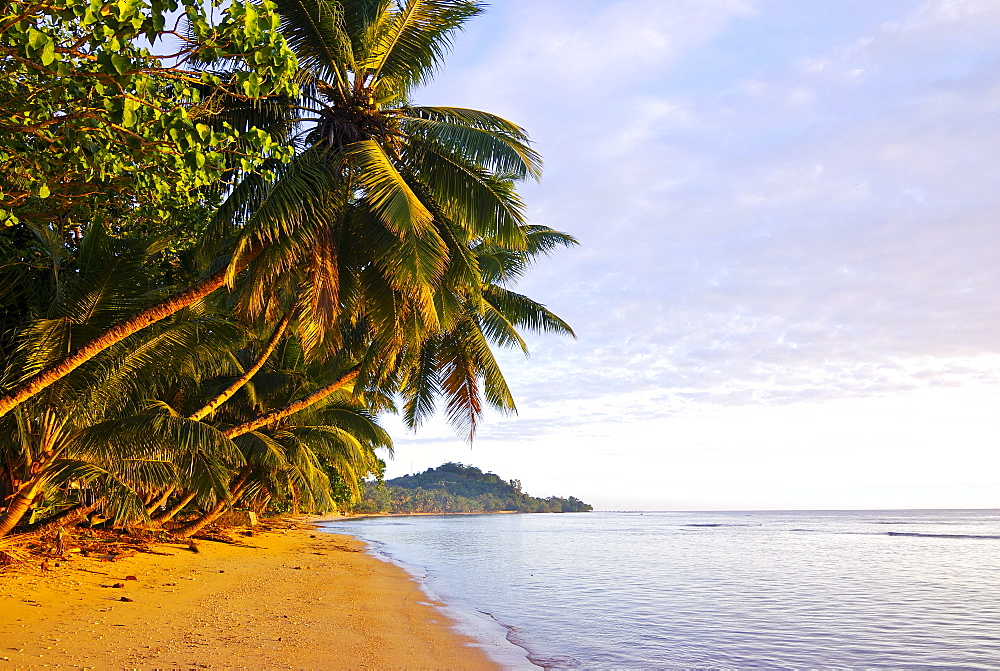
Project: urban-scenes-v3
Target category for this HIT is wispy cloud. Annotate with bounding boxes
[394,1,1000,507]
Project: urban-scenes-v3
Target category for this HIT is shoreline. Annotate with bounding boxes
[315,518,540,670]
[325,510,524,520]
[0,522,499,669]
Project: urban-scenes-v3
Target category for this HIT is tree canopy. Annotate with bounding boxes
[0,0,577,548]
[1,0,298,227]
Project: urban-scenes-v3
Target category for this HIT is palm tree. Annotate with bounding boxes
[169,337,392,537]
[0,225,245,536]
[0,1,578,537]
[192,0,554,434]
[0,0,542,420]
[400,224,578,439]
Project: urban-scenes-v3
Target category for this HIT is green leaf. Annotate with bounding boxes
[27,28,47,50]
[40,39,56,66]
[111,54,128,75]
[122,98,138,126]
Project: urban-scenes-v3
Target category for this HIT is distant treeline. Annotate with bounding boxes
[355,463,593,514]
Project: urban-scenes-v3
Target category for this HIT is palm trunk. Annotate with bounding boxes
[223,366,360,439]
[0,255,256,418]
[33,497,105,535]
[171,470,250,539]
[146,486,176,516]
[153,491,196,523]
[0,450,62,538]
[0,483,41,537]
[188,314,290,421]
[170,497,229,539]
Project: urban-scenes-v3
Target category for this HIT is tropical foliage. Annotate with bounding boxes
[0,0,297,226]
[0,0,575,544]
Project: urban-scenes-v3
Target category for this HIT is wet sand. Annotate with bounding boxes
[0,525,499,669]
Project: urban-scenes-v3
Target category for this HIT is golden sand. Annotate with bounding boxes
[0,524,499,669]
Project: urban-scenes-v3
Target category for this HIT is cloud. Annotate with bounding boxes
[422,0,1000,410]
[385,1,1000,507]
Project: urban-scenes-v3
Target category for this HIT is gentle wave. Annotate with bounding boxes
[885,531,1000,539]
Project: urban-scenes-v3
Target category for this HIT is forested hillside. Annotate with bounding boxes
[356,463,592,514]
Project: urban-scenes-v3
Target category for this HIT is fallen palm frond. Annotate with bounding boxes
[0,533,33,567]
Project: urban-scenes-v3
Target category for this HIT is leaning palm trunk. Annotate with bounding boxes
[171,470,250,539]
[145,486,176,516]
[170,497,229,539]
[222,366,360,439]
[0,449,61,537]
[153,491,197,524]
[33,498,106,536]
[0,260,253,419]
[188,314,290,421]
[0,485,41,537]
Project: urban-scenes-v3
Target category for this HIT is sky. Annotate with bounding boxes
[380,0,1000,511]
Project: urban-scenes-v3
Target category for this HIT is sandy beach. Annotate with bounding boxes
[0,522,499,669]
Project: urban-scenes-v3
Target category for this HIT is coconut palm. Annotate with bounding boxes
[0,225,245,536]
[169,336,392,537]
[0,1,577,537]
[0,0,542,420]
[399,224,577,439]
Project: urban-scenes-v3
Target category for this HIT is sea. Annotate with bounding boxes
[320,509,1000,669]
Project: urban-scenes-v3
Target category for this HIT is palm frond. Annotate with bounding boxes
[364,0,483,93]
[484,285,575,337]
[343,139,433,236]
[401,334,441,428]
[278,0,355,89]
[407,140,527,248]
[400,112,542,180]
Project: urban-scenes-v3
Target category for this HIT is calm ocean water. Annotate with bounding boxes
[321,510,1000,669]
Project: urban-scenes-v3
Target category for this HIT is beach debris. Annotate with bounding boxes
[125,575,137,581]
[0,534,35,567]
[111,583,125,589]
[331,545,361,553]
[218,510,258,527]
[119,596,133,602]
[187,540,199,553]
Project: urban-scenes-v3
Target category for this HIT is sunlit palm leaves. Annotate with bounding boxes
[200,0,546,365]
[0,0,575,537]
